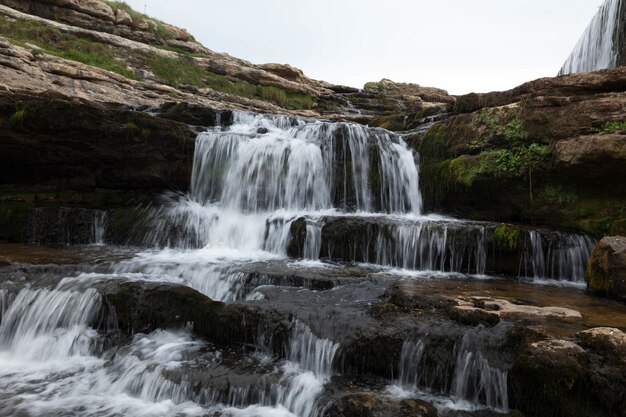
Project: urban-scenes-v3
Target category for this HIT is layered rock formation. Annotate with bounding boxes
[413,67,626,237]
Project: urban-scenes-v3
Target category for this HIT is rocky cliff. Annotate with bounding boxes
[412,68,626,237]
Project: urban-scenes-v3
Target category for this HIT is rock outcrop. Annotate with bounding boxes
[586,236,626,301]
[414,67,626,236]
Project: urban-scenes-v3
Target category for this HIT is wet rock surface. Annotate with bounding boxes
[586,236,626,301]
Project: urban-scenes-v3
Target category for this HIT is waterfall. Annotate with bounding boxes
[146,112,422,252]
[393,332,508,412]
[93,210,107,245]
[522,231,595,282]
[303,220,323,260]
[0,288,101,360]
[451,334,508,411]
[559,0,624,75]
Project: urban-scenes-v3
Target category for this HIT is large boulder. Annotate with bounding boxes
[509,338,626,417]
[586,236,626,301]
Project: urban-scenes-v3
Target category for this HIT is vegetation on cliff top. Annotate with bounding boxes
[0,14,315,110]
[104,1,177,41]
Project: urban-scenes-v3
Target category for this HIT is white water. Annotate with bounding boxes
[391,333,508,412]
[0,284,338,417]
[559,0,623,75]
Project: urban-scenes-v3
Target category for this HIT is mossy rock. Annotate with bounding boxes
[585,237,626,301]
[494,224,522,252]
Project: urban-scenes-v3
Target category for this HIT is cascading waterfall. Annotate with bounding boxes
[451,334,508,411]
[392,332,508,412]
[303,220,323,260]
[0,283,339,417]
[0,288,101,360]
[559,0,624,75]
[147,112,422,251]
[375,221,487,275]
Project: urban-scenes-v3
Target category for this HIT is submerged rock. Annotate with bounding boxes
[450,296,582,325]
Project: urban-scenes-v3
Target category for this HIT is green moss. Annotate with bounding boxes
[534,185,626,237]
[9,109,26,127]
[447,155,483,187]
[364,81,385,92]
[410,123,448,156]
[125,121,138,131]
[610,218,626,235]
[494,224,521,251]
[541,184,578,206]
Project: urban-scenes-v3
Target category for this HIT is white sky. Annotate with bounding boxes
[124,0,602,95]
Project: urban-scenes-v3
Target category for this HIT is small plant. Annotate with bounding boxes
[9,109,26,127]
[594,120,626,133]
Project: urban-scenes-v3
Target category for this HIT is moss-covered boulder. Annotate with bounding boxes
[586,236,626,301]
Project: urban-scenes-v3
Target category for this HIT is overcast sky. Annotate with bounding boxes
[124,0,602,95]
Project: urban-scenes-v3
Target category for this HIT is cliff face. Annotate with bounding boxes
[413,68,626,237]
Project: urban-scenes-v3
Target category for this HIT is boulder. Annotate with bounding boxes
[326,393,438,417]
[114,8,132,26]
[509,337,626,417]
[577,327,626,359]
[554,134,626,179]
[586,236,626,301]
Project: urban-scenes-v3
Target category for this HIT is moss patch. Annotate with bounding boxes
[470,106,528,150]
[494,224,521,251]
